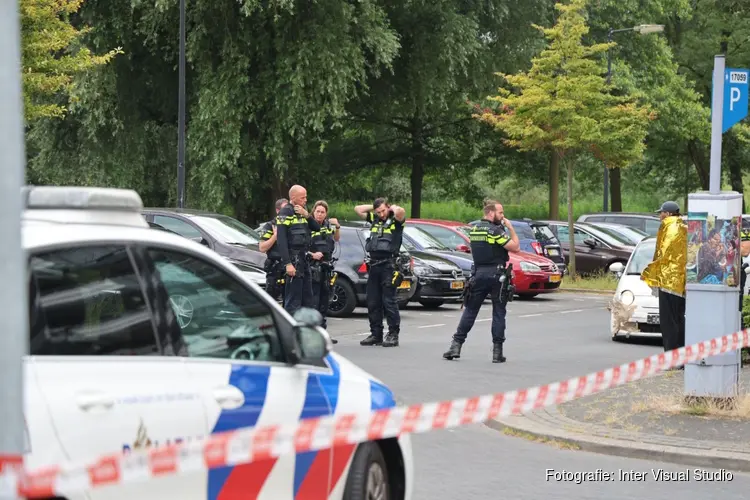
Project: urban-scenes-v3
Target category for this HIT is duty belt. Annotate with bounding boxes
[366,257,394,267]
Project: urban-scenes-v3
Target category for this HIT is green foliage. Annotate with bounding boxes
[20,0,121,122]
[743,296,750,328]
[475,0,651,276]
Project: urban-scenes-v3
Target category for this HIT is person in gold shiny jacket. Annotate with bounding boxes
[641,201,687,356]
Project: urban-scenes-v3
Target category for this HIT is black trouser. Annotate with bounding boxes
[366,261,400,338]
[264,260,285,304]
[311,263,331,329]
[284,254,313,315]
[659,289,685,352]
[454,267,507,344]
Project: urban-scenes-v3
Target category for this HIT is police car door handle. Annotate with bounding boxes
[75,391,115,411]
[212,386,245,409]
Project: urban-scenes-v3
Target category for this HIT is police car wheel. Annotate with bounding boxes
[328,278,357,317]
[343,442,390,500]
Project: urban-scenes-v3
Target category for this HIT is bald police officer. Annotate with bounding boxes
[443,200,520,363]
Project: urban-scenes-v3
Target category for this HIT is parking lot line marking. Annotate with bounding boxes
[329,317,343,321]
[358,332,370,336]
[519,313,542,318]
[442,314,456,318]
[476,318,491,322]
[420,313,433,316]
[560,309,584,314]
[418,323,445,329]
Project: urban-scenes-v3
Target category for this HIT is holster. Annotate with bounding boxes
[461,275,476,310]
[391,269,404,287]
[310,261,323,283]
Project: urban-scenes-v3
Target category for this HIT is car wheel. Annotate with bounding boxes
[328,278,357,317]
[516,294,538,300]
[343,442,390,500]
[418,299,444,309]
[398,298,410,309]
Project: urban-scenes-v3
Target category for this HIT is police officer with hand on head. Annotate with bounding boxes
[259,198,289,302]
[276,185,321,314]
[443,200,520,363]
[308,200,340,342]
[354,198,406,347]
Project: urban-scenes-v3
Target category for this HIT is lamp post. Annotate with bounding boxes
[603,24,665,212]
[177,0,186,209]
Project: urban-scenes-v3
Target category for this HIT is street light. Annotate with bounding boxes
[177,0,186,209]
[602,24,664,212]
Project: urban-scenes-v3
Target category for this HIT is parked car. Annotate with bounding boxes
[409,252,466,308]
[577,212,662,236]
[609,237,660,340]
[402,224,562,298]
[142,208,267,267]
[589,222,649,246]
[541,220,635,275]
[465,218,566,272]
[22,186,414,500]
[329,224,417,316]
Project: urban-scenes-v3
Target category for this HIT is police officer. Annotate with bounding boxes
[276,185,321,314]
[443,200,520,363]
[308,200,340,341]
[259,198,289,302]
[355,198,406,347]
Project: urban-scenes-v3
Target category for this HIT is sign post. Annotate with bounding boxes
[0,0,27,498]
[685,56,749,398]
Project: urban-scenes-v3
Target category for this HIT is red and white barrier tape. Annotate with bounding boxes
[4,329,749,498]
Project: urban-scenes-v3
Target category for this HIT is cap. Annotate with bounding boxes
[655,201,680,214]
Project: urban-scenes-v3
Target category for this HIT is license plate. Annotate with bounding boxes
[549,274,561,283]
[547,248,558,256]
[450,280,464,290]
[647,313,659,325]
[398,280,411,289]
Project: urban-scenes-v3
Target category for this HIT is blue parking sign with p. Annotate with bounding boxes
[723,68,749,133]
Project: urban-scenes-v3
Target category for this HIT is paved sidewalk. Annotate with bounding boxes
[489,366,750,471]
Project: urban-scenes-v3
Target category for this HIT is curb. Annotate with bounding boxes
[557,288,614,295]
[485,414,750,473]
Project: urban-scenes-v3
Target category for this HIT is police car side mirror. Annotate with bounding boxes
[292,308,332,364]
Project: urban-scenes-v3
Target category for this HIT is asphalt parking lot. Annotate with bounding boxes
[325,292,750,500]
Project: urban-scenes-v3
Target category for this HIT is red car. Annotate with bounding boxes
[409,219,563,298]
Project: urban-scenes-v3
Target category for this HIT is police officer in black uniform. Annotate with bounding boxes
[355,198,406,347]
[309,200,340,340]
[443,200,520,363]
[276,185,321,314]
[259,198,289,302]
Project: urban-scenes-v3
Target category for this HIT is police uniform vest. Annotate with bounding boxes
[277,206,311,252]
[469,220,510,267]
[366,212,402,258]
[260,220,283,260]
[742,227,750,242]
[310,220,335,260]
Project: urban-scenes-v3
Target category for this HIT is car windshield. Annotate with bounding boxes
[530,224,559,244]
[403,225,449,250]
[191,215,261,246]
[600,224,648,245]
[625,239,656,275]
[580,224,632,247]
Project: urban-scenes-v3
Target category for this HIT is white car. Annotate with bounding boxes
[609,236,661,340]
[22,186,413,500]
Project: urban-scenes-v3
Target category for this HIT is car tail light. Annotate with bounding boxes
[531,241,543,255]
[358,262,368,273]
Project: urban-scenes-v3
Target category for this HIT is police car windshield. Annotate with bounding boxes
[191,215,261,246]
[625,239,656,275]
[404,225,448,250]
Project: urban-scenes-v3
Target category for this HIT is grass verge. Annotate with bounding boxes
[645,385,750,419]
[500,427,581,450]
[561,273,618,291]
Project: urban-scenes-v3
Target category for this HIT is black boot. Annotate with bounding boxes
[382,332,399,347]
[492,343,506,363]
[360,334,383,346]
[443,340,462,360]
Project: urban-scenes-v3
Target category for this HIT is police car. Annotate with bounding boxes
[22,186,413,500]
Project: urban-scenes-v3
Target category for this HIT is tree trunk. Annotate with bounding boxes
[687,140,709,190]
[566,159,577,278]
[549,151,560,219]
[726,132,746,212]
[410,120,425,218]
[609,167,622,212]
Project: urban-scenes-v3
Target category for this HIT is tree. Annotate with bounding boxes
[20,0,121,123]
[475,0,652,276]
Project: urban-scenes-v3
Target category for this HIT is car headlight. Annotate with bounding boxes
[620,290,634,305]
[519,261,542,272]
[414,265,437,277]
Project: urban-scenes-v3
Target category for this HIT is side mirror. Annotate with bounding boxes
[191,236,210,247]
[583,238,597,248]
[292,308,332,364]
[609,262,625,275]
[456,244,471,253]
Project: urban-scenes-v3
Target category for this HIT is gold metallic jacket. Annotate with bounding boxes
[641,216,687,296]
